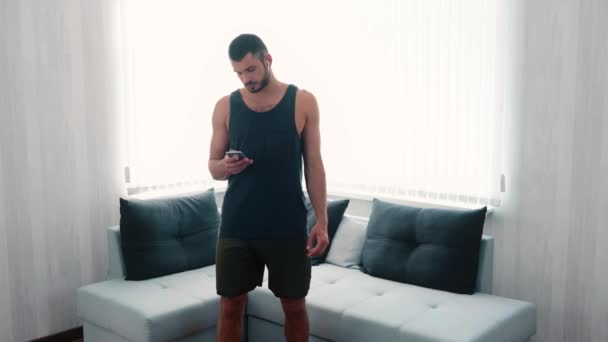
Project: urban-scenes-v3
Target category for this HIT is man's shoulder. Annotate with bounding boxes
[213,95,232,127]
[296,88,316,99]
[217,87,244,105]
[295,88,318,108]
[215,94,234,112]
[295,88,319,116]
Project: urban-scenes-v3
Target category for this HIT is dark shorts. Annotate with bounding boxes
[215,238,311,298]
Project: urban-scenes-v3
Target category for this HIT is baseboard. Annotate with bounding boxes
[28,326,83,342]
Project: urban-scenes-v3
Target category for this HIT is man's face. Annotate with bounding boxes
[231,52,270,93]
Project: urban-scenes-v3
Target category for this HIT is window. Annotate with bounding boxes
[117,0,514,206]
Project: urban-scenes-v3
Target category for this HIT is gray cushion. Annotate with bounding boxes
[361,198,487,294]
[119,188,220,280]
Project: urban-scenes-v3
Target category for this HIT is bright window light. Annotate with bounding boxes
[117,0,515,206]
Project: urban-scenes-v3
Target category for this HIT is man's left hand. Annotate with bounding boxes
[306,223,329,257]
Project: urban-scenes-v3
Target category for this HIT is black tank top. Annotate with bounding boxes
[219,84,308,239]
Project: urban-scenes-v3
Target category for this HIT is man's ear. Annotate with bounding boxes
[265,53,272,68]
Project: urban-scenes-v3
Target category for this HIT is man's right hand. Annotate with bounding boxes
[224,155,254,177]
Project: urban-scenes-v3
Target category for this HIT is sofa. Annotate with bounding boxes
[77,194,537,342]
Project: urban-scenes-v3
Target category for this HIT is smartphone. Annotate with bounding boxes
[225,149,247,160]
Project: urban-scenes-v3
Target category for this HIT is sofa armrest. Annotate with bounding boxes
[107,225,126,280]
[476,235,494,294]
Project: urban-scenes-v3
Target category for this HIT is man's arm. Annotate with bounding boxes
[300,90,329,256]
[208,96,230,180]
[208,96,254,180]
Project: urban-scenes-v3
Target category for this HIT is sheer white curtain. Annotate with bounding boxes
[118,0,513,206]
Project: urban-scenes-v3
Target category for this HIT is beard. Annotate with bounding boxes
[245,66,270,93]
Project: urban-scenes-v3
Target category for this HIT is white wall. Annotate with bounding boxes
[0,1,124,341]
[493,0,608,341]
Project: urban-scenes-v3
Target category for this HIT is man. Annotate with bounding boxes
[208,33,329,342]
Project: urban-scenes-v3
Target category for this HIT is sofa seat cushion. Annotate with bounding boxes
[77,265,218,342]
[248,264,391,341]
[248,264,536,342]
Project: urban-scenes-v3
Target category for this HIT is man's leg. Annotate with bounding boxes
[217,293,247,342]
[216,238,264,342]
[281,297,309,342]
[256,238,311,341]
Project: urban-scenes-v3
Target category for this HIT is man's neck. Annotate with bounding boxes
[247,77,284,99]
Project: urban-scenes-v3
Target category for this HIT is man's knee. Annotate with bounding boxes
[220,293,248,319]
[280,297,307,316]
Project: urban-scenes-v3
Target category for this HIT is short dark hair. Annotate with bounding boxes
[228,34,268,62]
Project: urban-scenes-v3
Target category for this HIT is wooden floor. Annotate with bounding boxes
[29,326,83,342]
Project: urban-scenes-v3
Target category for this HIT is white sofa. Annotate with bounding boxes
[77,213,536,341]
